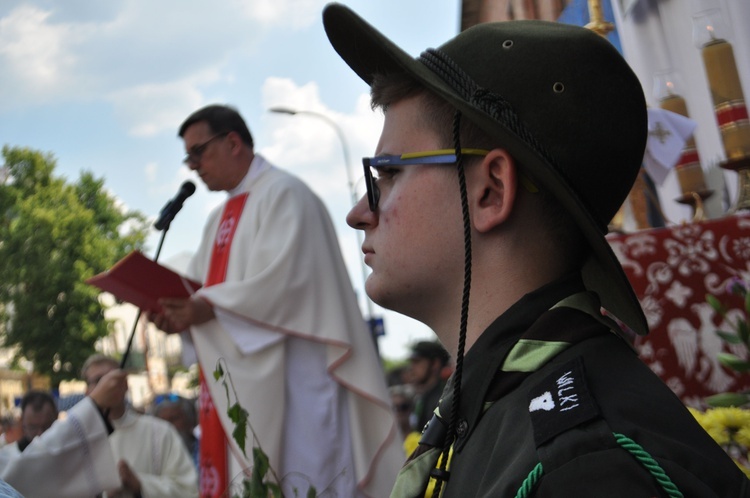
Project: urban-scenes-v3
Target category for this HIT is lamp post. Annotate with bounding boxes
[268,107,381,341]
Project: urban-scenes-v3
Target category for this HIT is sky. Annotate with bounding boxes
[0,0,466,360]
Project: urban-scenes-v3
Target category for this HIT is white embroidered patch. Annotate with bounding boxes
[556,370,580,412]
[529,391,555,412]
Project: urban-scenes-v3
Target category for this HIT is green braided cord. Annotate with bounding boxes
[613,432,684,498]
[514,462,543,498]
[513,433,684,498]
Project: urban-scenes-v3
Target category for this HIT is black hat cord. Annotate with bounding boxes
[430,110,472,496]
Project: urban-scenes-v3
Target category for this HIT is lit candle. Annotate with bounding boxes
[659,96,707,195]
[655,70,709,196]
[695,11,750,162]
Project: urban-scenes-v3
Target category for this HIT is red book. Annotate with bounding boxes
[86,251,202,313]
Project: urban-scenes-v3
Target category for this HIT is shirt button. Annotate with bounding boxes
[456,419,468,438]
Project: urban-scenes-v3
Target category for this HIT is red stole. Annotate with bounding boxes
[198,192,249,498]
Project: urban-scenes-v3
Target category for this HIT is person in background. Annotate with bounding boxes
[0,367,128,497]
[152,394,199,473]
[405,341,450,433]
[0,391,57,458]
[0,417,21,449]
[323,4,749,497]
[82,355,198,498]
[388,384,415,441]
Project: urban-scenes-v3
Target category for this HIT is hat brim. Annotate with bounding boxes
[323,3,648,336]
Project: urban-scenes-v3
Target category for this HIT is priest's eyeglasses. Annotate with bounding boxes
[183,132,229,166]
[361,148,537,212]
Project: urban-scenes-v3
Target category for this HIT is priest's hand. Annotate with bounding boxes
[150,296,215,333]
[118,460,142,496]
[89,369,128,410]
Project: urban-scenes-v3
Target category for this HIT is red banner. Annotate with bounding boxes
[608,213,750,406]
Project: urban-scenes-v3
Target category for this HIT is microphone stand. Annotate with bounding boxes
[104,212,179,420]
[120,220,170,370]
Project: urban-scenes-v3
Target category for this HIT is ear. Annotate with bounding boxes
[226,131,244,156]
[471,149,518,233]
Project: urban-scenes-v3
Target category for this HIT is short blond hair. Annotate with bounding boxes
[80,354,118,380]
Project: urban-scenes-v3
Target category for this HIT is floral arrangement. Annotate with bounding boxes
[692,277,750,476]
[688,406,750,477]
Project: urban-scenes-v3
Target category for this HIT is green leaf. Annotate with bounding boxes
[739,319,750,344]
[267,482,283,498]
[705,392,750,407]
[716,330,743,344]
[745,285,750,315]
[228,403,249,457]
[252,447,270,481]
[717,352,750,372]
[213,363,224,381]
[706,293,727,317]
[307,485,318,498]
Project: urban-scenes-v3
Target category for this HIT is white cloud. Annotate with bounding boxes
[260,76,382,201]
[0,0,323,114]
[108,77,213,137]
[238,0,327,28]
[0,5,78,105]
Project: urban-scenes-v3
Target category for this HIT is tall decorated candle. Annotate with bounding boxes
[693,9,750,164]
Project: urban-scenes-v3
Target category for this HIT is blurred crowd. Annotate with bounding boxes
[0,342,450,497]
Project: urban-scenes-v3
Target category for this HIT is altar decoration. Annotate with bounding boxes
[693,8,750,210]
[653,71,711,213]
[608,213,750,405]
[688,407,750,477]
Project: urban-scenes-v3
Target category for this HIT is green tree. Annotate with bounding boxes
[0,145,149,386]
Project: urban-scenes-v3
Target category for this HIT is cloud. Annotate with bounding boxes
[239,0,327,28]
[260,76,383,201]
[0,0,326,116]
[0,5,79,106]
[108,77,213,137]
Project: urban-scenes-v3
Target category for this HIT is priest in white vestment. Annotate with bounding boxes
[82,355,199,498]
[0,368,127,497]
[151,104,403,498]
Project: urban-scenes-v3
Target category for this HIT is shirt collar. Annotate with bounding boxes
[228,153,271,196]
[441,273,587,449]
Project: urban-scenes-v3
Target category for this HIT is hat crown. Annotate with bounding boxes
[426,20,646,228]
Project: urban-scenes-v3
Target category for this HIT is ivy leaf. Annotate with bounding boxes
[705,392,750,408]
[213,363,224,381]
[228,402,249,457]
[307,485,318,498]
[717,352,750,372]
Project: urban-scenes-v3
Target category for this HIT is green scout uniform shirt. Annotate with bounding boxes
[393,275,749,497]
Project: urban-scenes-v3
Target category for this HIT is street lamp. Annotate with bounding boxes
[268,107,381,340]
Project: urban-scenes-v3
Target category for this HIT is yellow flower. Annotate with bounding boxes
[687,407,705,426]
[737,425,750,448]
[699,407,750,446]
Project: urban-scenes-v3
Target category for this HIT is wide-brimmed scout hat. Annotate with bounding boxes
[323,3,649,336]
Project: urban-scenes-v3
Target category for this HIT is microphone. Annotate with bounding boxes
[154,181,196,230]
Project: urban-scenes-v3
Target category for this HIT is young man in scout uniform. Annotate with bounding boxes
[323,3,750,497]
